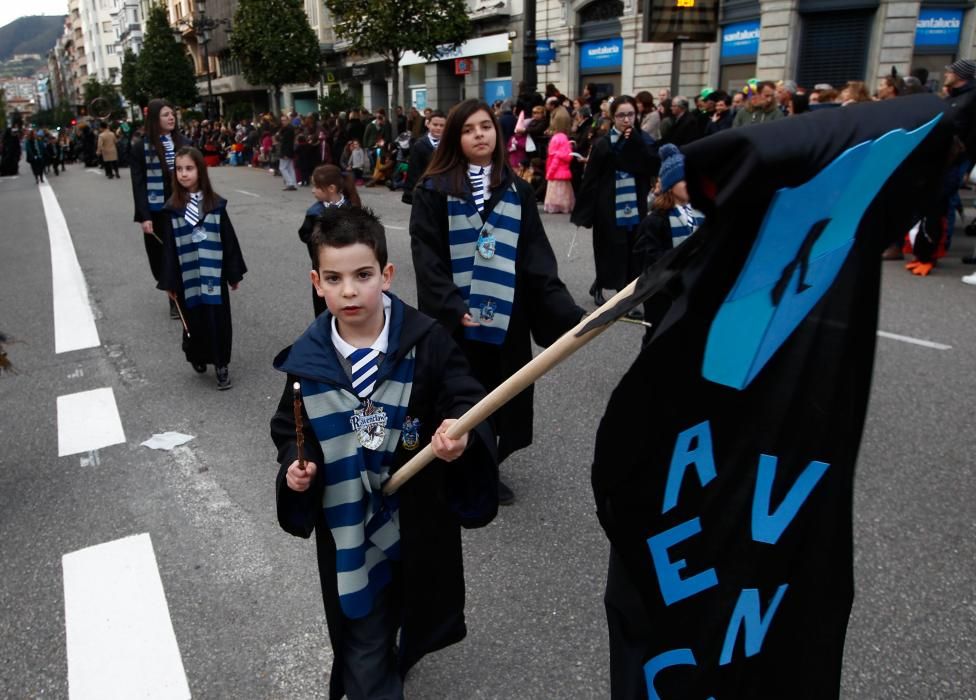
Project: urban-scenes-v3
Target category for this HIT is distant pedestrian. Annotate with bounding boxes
[278,114,298,190]
[24,130,46,184]
[96,122,120,179]
[401,110,445,205]
[159,147,247,390]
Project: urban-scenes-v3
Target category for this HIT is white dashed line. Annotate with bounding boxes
[877,330,952,350]
[39,181,100,353]
[56,388,126,456]
[63,533,191,699]
[235,189,260,198]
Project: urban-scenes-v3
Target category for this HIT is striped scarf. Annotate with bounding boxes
[144,140,167,211]
[171,207,223,308]
[610,129,640,229]
[161,134,176,169]
[667,204,705,247]
[300,348,414,619]
[447,182,521,345]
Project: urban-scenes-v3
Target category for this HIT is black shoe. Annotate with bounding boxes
[215,366,232,390]
[169,298,179,319]
[192,362,207,374]
[498,479,515,506]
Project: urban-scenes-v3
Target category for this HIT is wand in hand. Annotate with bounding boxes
[293,381,306,472]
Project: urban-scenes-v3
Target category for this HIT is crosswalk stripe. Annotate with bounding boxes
[56,388,126,456]
[39,181,100,353]
[63,533,191,699]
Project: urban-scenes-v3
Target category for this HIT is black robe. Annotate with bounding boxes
[0,128,20,176]
[410,168,584,462]
[130,133,191,282]
[571,132,659,291]
[270,298,498,700]
[157,197,247,367]
[401,135,435,205]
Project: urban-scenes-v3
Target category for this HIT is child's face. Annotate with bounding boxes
[460,109,496,166]
[175,155,199,191]
[311,243,394,338]
[427,116,446,140]
[671,180,689,204]
[314,183,340,202]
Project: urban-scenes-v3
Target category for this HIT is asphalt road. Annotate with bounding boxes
[0,161,973,699]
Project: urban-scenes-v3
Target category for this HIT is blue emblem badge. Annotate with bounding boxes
[479,299,497,323]
[702,115,940,391]
[477,233,496,259]
[401,417,421,451]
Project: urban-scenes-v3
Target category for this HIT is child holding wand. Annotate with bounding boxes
[271,207,498,699]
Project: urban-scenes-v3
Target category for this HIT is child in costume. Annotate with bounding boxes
[299,164,362,317]
[409,98,584,505]
[271,206,498,700]
[633,143,705,345]
[158,147,247,390]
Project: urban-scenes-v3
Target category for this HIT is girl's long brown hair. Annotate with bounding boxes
[421,99,508,197]
[312,164,362,207]
[145,99,176,175]
[168,147,220,215]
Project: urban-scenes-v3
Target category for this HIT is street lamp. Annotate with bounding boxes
[175,0,231,121]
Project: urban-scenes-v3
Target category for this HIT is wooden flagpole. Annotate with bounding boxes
[383,278,639,495]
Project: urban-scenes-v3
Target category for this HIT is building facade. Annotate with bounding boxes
[385,0,976,112]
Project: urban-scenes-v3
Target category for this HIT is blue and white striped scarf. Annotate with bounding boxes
[610,128,640,229]
[171,207,223,308]
[300,348,414,619]
[667,204,705,247]
[144,135,176,212]
[447,182,521,345]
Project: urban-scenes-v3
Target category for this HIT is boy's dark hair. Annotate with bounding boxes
[429,110,446,120]
[307,206,388,270]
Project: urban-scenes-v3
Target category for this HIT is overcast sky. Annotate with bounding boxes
[0,3,70,32]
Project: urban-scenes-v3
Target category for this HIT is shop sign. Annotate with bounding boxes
[579,38,623,71]
[455,58,472,75]
[536,39,556,66]
[483,78,512,103]
[915,8,963,47]
[720,20,760,59]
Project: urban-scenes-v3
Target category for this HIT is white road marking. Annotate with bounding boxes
[235,189,260,198]
[85,168,102,173]
[39,181,100,353]
[877,330,952,350]
[0,174,19,179]
[384,224,406,230]
[63,533,191,700]
[57,388,126,456]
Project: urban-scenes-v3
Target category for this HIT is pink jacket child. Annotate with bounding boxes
[545,132,573,181]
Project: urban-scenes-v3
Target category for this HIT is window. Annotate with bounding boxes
[107,44,115,54]
[103,21,112,32]
[796,10,874,88]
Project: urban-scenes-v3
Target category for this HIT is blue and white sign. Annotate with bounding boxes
[915,8,963,47]
[721,20,760,60]
[536,39,556,66]
[483,78,512,104]
[579,38,623,71]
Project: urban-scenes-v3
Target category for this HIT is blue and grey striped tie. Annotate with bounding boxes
[186,194,201,226]
[348,348,380,398]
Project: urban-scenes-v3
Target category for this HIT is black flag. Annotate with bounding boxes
[590,95,955,699]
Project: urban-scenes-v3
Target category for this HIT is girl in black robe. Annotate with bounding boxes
[572,95,659,306]
[159,147,246,390]
[409,98,584,504]
[130,99,191,313]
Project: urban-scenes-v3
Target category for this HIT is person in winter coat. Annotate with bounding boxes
[544,120,575,213]
[24,129,46,183]
[96,122,120,178]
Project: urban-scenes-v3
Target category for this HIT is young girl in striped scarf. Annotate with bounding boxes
[409,99,584,505]
[159,147,247,390]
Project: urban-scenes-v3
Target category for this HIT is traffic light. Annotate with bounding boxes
[641,0,719,43]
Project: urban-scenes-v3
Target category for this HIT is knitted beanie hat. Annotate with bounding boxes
[658,143,685,193]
